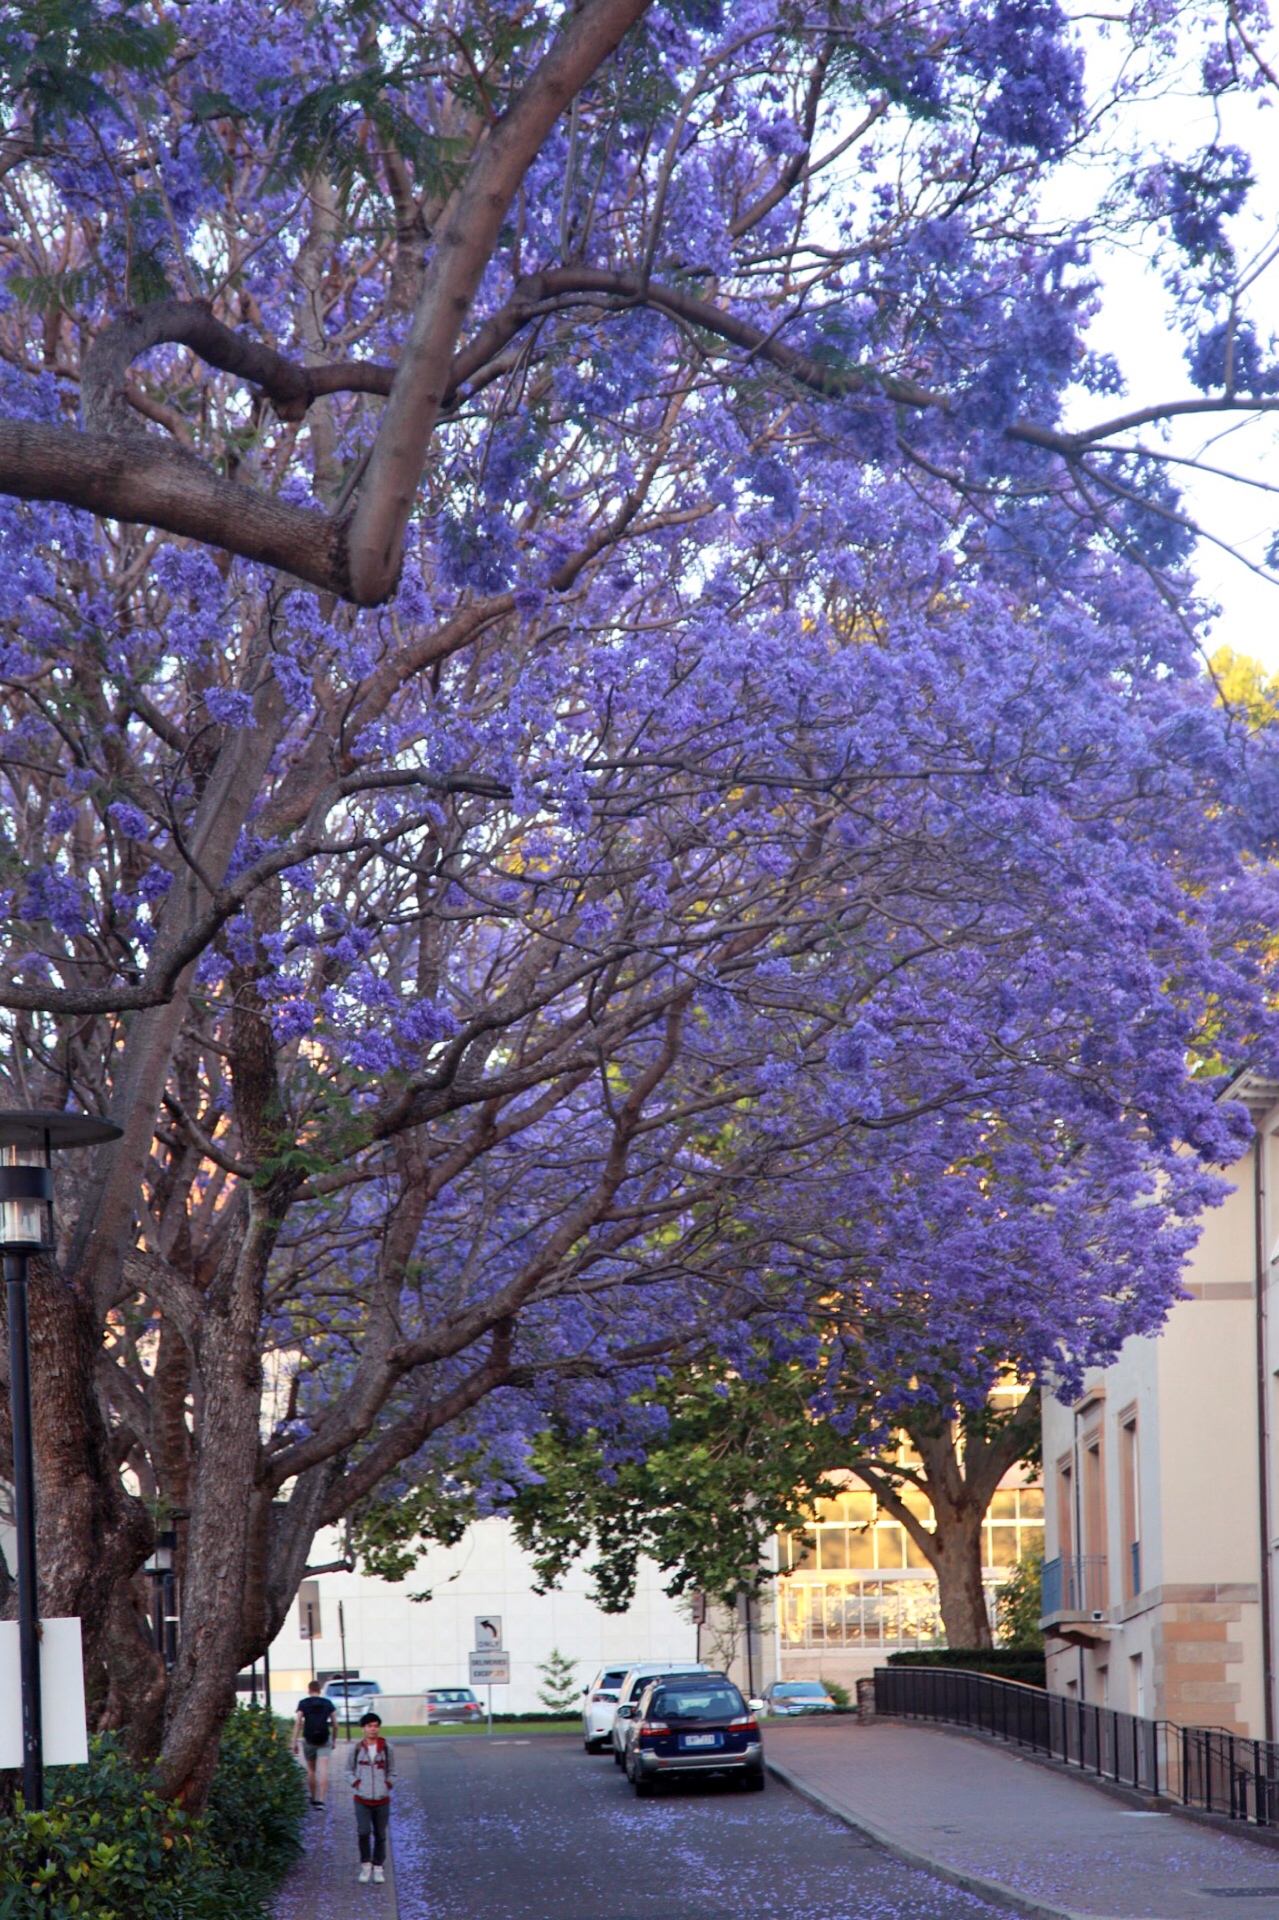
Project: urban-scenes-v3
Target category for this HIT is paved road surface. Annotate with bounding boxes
[385,1733,1004,1920]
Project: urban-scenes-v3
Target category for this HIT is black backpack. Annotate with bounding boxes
[298,1696,334,1745]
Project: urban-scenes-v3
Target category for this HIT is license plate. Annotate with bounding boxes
[681,1732,720,1749]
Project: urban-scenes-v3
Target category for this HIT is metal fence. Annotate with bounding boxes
[873,1664,1279,1826]
[1040,1554,1108,1615]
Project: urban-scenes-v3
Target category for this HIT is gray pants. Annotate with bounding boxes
[355,1799,389,1865]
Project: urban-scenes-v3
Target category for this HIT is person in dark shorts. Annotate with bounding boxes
[347,1711,394,1884]
[293,1679,338,1807]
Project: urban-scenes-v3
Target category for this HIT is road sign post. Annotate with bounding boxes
[468,1648,510,1734]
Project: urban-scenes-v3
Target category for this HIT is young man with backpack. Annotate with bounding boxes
[347,1711,394,1884]
[293,1679,338,1808]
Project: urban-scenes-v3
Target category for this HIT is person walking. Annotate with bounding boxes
[348,1710,394,1884]
[293,1679,338,1809]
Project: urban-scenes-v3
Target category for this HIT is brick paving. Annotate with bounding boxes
[766,1718,1279,1920]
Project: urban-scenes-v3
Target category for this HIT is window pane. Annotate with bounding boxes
[989,1490,1018,1520]
[814,1496,844,1524]
[875,1525,907,1570]
[900,1486,934,1523]
[847,1525,876,1569]
[904,1530,933,1569]
[790,1531,815,1571]
[1018,1487,1044,1520]
[818,1527,849,1570]
[842,1491,874,1526]
[987,1523,1019,1568]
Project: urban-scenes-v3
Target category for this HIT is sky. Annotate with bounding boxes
[1062,15,1279,668]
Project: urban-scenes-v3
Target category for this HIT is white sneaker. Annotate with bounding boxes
[358,1864,372,1883]
[372,1868,385,1884]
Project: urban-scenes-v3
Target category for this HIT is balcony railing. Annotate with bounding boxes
[875,1665,1279,1826]
[1041,1553,1108,1616]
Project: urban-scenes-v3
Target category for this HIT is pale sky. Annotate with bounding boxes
[1063,19,1279,668]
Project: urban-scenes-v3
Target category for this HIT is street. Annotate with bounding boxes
[386,1734,1003,1920]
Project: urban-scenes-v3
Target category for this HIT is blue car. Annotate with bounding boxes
[625,1676,765,1797]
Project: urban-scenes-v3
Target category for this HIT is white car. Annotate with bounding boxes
[610,1662,712,1765]
[581,1664,635,1752]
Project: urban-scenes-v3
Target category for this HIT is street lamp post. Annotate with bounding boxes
[144,1530,179,1668]
[0,1109,121,1811]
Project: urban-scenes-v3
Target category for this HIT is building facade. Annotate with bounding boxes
[263,1516,697,1715]
[769,1456,1043,1694]
[1040,1074,1279,1738]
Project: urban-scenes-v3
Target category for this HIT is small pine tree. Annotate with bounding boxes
[536,1647,581,1714]
[996,1541,1045,1649]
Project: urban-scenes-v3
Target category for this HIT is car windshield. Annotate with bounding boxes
[649,1685,746,1723]
[776,1684,827,1698]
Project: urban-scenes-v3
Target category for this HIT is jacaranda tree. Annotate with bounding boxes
[2,0,1279,1801]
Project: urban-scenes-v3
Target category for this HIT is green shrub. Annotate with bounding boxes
[0,1739,224,1920]
[886,1646,1046,1688]
[0,1707,305,1920]
[996,1542,1045,1651]
[204,1704,307,1894]
[819,1677,851,1709]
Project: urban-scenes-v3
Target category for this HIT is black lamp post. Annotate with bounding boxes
[144,1529,179,1669]
[0,1109,121,1810]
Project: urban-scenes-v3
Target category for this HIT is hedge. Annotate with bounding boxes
[885,1647,1047,1689]
[0,1704,306,1920]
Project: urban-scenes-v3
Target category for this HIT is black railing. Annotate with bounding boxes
[1040,1554,1108,1615]
[874,1665,1279,1826]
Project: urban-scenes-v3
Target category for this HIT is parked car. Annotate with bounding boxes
[761,1680,838,1716]
[323,1678,383,1706]
[582,1664,635,1753]
[625,1674,765,1797]
[611,1663,713,1767]
[425,1686,484,1725]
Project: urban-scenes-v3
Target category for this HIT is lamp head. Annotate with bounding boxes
[0,1111,122,1256]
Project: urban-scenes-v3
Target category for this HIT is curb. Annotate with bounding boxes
[764,1757,1128,1920]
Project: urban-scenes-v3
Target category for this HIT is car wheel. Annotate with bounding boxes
[612,1745,624,1767]
[740,1766,766,1793]
[584,1735,600,1753]
[628,1756,656,1799]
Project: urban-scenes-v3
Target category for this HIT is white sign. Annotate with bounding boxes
[469,1650,510,1685]
[474,1615,502,1650]
[0,1618,90,1768]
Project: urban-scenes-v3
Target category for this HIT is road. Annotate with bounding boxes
[385,1732,1005,1920]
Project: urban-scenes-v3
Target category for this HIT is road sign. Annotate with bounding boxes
[0,1619,89,1768]
[474,1615,502,1650]
[469,1650,510,1685]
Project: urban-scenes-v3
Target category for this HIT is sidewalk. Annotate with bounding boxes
[766,1718,1279,1920]
[273,1760,399,1920]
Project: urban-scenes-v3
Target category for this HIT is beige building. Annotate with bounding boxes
[1041,1072,1279,1737]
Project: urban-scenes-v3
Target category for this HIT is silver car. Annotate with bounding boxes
[761,1680,838,1716]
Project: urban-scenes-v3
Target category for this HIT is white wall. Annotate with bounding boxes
[266,1516,697,1715]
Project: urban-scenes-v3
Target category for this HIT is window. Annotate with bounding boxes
[1120,1414,1140,1599]
[1057,1459,1075,1559]
[1083,1431,1105,1563]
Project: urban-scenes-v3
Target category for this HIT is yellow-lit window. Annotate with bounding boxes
[818,1528,849,1570]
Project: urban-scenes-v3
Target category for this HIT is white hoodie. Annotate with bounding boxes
[347,1735,395,1804]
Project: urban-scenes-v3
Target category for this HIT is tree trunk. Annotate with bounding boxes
[154,1195,286,1805]
[927,1499,993,1648]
